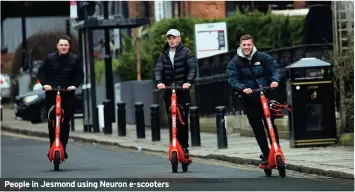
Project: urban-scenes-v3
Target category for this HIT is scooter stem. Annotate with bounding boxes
[55,92,62,148]
[171,89,177,149]
[260,92,279,151]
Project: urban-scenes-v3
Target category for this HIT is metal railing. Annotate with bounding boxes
[194,43,333,117]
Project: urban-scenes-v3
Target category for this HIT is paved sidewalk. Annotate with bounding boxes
[1,109,353,179]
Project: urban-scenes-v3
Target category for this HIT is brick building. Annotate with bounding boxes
[92,1,309,50]
[122,1,307,38]
[126,1,308,21]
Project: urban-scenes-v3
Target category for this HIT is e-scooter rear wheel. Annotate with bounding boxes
[171,152,178,173]
[276,155,286,177]
[54,151,60,171]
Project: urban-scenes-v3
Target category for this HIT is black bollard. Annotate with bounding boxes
[103,100,112,134]
[117,102,126,136]
[135,102,145,138]
[215,106,228,149]
[93,106,100,133]
[0,105,3,121]
[70,117,75,131]
[83,124,89,132]
[150,104,160,141]
[189,106,201,146]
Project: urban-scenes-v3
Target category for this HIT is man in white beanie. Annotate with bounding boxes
[154,29,197,158]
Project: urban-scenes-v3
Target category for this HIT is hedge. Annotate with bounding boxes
[148,10,305,61]
[332,33,354,132]
[95,10,306,82]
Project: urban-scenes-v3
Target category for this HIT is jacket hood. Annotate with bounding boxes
[237,46,257,61]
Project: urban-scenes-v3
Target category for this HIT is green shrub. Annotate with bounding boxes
[148,17,199,61]
[95,30,154,82]
[95,9,306,83]
[332,34,354,132]
[149,10,306,59]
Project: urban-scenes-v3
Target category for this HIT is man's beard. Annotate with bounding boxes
[243,50,251,57]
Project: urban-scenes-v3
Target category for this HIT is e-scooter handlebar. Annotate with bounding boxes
[43,86,70,92]
[234,86,274,97]
[164,86,186,90]
[251,86,273,93]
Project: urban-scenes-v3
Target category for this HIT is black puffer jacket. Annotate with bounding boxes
[36,51,83,88]
[226,47,282,92]
[154,42,197,86]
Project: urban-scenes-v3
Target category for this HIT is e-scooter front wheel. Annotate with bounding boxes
[171,152,178,173]
[276,155,286,177]
[54,151,60,171]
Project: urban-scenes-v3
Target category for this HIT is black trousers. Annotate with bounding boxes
[164,90,191,149]
[241,93,280,159]
[45,91,76,151]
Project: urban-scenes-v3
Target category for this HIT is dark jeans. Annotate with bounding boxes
[241,93,280,159]
[45,91,76,151]
[164,90,191,149]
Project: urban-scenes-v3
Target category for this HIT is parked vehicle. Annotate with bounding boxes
[1,74,11,101]
[14,87,83,124]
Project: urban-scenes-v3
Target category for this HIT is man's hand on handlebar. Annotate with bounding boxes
[157,83,166,89]
[43,85,52,91]
[43,85,75,92]
[182,83,191,89]
[270,81,278,88]
[67,86,76,91]
[242,82,278,95]
[243,88,252,94]
[157,83,190,90]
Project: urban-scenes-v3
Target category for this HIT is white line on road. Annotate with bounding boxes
[1,131,352,184]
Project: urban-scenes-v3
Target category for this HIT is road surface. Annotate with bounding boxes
[1,132,353,191]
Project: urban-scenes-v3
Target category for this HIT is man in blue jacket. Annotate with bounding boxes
[226,34,282,164]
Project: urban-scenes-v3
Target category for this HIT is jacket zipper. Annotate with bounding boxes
[248,60,259,89]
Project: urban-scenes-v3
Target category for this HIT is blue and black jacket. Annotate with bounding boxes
[226,47,282,93]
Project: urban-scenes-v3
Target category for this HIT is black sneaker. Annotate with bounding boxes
[259,154,268,165]
[64,146,68,159]
[183,148,189,158]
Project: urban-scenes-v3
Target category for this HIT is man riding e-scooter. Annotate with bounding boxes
[225,34,283,165]
[37,35,84,159]
[154,29,197,158]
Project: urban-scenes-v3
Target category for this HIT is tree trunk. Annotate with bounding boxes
[136,37,141,80]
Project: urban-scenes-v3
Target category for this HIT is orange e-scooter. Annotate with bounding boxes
[250,86,290,177]
[165,83,192,173]
[44,86,67,171]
